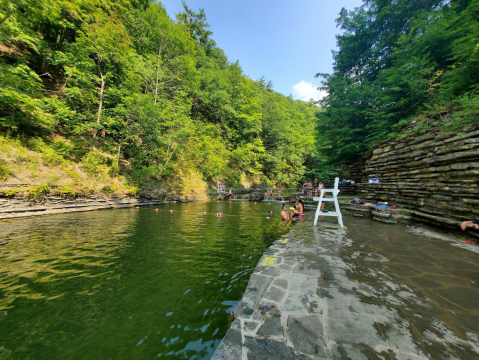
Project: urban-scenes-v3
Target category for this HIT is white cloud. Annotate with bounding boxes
[291,80,327,102]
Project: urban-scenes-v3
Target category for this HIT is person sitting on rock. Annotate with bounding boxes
[461,219,479,231]
[290,200,303,220]
[297,196,305,211]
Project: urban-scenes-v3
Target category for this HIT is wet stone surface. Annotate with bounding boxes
[211,215,479,360]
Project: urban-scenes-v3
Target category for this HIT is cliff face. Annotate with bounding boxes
[348,119,479,229]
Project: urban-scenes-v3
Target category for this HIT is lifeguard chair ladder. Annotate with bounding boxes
[313,177,343,227]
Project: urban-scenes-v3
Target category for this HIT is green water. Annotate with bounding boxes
[0,201,290,359]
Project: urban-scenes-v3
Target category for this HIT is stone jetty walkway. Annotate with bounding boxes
[212,214,479,360]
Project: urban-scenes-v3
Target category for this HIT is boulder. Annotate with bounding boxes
[249,193,264,202]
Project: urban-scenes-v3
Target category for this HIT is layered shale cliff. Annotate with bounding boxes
[346,118,479,232]
[0,186,200,221]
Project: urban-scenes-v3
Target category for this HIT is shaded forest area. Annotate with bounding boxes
[316,0,479,164]
[0,0,317,194]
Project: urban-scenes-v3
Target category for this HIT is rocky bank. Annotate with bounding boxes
[339,119,479,236]
[0,189,198,221]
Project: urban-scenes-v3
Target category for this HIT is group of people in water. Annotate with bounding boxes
[280,198,304,221]
[303,178,324,197]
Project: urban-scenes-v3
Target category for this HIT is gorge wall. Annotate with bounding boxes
[340,117,479,233]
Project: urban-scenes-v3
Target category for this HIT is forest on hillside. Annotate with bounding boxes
[1,0,478,195]
[0,0,317,194]
[316,0,479,163]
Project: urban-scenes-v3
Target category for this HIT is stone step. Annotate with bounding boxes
[373,212,391,218]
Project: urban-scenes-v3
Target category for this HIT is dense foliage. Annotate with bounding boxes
[0,0,316,191]
[317,0,479,163]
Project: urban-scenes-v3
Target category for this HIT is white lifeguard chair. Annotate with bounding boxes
[313,177,343,227]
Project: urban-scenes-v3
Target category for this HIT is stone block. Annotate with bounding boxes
[373,212,390,218]
[286,315,327,358]
[211,319,242,360]
[451,162,479,170]
[289,273,320,294]
[256,313,282,337]
[292,259,322,277]
[382,219,398,224]
[327,309,388,348]
[252,300,279,321]
[435,132,455,141]
[256,266,283,277]
[331,344,368,360]
[235,274,274,319]
[244,337,294,360]
[243,320,260,333]
[280,297,308,314]
[264,286,286,303]
[444,129,479,144]
[432,195,453,201]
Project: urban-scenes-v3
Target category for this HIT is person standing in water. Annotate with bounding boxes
[281,203,289,221]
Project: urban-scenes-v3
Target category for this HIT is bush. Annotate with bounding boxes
[42,148,65,166]
[28,184,50,203]
[79,186,93,196]
[82,151,108,175]
[101,185,113,195]
[59,185,78,199]
[127,186,141,196]
[3,188,21,198]
[0,161,12,181]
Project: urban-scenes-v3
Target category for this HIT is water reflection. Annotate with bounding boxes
[0,211,135,310]
[0,201,289,359]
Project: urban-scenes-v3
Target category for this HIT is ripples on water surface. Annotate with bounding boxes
[0,201,291,359]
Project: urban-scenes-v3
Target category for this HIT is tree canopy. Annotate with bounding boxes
[0,0,317,190]
[316,0,479,163]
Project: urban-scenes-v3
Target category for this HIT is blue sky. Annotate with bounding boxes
[160,0,363,101]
